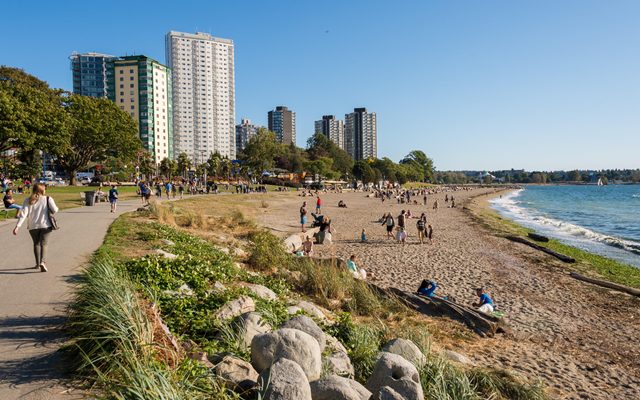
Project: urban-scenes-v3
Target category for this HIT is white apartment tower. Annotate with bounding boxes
[345,108,377,160]
[165,31,236,161]
[314,115,345,149]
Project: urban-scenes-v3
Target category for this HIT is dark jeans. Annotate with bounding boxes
[29,228,52,266]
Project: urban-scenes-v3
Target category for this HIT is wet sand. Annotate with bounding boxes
[258,188,640,400]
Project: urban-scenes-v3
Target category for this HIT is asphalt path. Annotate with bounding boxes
[0,198,142,399]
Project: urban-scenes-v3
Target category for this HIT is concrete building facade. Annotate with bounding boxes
[107,55,173,163]
[235,118,261,155]
[268,106,296,145]
[165,31,236,161]
[70,52,116,98]
[345,107,377,160]
[314,115,345,149]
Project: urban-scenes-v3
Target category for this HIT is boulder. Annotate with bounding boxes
[442,350,473,365]
[189,351,214,368]
[323,335,354,378]
[366,352,424,400]
[214,355,259,392]
[310,375,371,400]
[258,358,311,400]
[295,300,328,320]
[239,283,278,301]
[382,338,426,367]
[251,328,322,381]
[233,247,248,258]
[280,315,326,351]
[378,386,404,400]
[216,296,255,320]
[286,306,302,315]
[160,238,175,246]
[234,312,272,349]
[154,249,177,259]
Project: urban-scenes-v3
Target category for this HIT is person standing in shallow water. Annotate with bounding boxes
[12,183,58,272]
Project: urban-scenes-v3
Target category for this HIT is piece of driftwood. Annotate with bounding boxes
[368,284,507,337]
[569,272,640,297]
[527,232,549,242]
[506,235,575,263]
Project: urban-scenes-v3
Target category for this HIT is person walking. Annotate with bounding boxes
[381,213,395,239]
[12,183,58,272]
[315,196,322,214]
[108,184,119,213]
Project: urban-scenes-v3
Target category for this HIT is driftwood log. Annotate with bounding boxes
[506,235,576,263]
[368,284,508,338]
[527,232,549,242]
[569,272,640,297]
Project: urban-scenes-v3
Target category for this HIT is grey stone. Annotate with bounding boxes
[234,312,272,349]
[310,375,371,400]
[382,338,426,367]
[233,247,248,258]
[160,238,175,246]
[154,249,177,259]
[216,295,255,320]
[378,386,403,400]
[286,306,302,315]
[189,352,214,368]
[295,300,328,320]
[240,282,278,301]
[366,352,424,400]
[323,335,354,378]
[442,350,473,365]
[258,358,312,400]
[280,315,326,351]
[214,355,259,392]
[251,328,322,381]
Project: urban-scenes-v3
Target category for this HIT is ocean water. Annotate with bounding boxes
[490,185,640,268]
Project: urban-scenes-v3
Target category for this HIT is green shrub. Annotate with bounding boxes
[248,230,291,271]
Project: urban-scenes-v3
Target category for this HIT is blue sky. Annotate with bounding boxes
[1,0,639,170]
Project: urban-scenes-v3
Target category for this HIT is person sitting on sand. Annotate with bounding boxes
[472,288,494,314]
[346,254,367,280]
[338,200,347,208]
[417,280,438,297]
[302,236,314,256]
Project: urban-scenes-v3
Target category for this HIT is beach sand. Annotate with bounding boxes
[258,188,640,399]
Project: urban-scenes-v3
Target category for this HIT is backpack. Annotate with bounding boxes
[417,219,425,230]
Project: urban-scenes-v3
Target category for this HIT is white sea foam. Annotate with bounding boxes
[632,193,640,198]
[491,189,640,257]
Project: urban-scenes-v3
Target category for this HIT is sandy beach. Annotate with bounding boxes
[256,187,640,400]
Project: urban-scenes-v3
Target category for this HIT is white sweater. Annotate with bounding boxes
[16,196,59,230]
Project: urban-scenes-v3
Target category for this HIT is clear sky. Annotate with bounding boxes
[1,0,639,170]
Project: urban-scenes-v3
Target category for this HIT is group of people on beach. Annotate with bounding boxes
[417,280,496,315]
[380,210,433,245]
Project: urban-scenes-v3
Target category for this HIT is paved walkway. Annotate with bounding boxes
[0,199,141,399]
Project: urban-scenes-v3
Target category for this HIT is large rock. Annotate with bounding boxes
[234,312,272,349]
[280,315,326,351]
[442,350,473,365]
[160,238,175,246]
[251,328,322,381]
[214,355,258,392]
[382,338,426,367]
[258,358,312,400]
[310,375,371,400]
[216,295,255,320]
[189,352,214,368]
[366,352,424,400]
[239,282,278,301]
[323,335,354,378]
[378,386,404,400]
[295,300,329,321]
[154,249,177,259]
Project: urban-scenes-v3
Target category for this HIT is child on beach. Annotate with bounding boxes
[417,280,438,297]
[427,224,433,244]
[346,254,367,280]
[361,229,367,242]
[302,236,314,256]
[396,226,407,246]
[472,288,494,314]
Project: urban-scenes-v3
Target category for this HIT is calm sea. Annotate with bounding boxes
[490,185,640,268]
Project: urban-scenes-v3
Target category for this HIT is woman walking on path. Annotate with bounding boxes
[12,183,58,272]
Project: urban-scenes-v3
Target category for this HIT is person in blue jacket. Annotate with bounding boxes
[417,280,438,297]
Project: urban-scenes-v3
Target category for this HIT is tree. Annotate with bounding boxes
[353,160,376,183]
[276,143,306,173]
[206,152,222,178]
[241,128,281,176]
[138,151,155,180]
[57,94,140,185]
[400,150,435,182]
[159,157,177,178]
[176,152,191,178]
[303,157,338,180]
[306,133,353,176]
[568,170,581,182]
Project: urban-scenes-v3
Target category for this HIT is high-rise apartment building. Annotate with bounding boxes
[345,108,377,160]
[107,55,173,163]
[268,106,296,145]
[235,118,261,154]
[314,115,344,149]
[165,31,236,161]
[70,52,115,98]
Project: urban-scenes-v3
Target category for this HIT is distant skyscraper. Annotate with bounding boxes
[236,118,261,154]
[70,52,115,98]
[268,106,296,145]
[165,31,236,161]
[314,115,344,149]
[107,55,173,163]
[345,108,377,160]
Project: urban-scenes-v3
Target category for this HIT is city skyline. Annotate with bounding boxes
[1,0,639,170]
